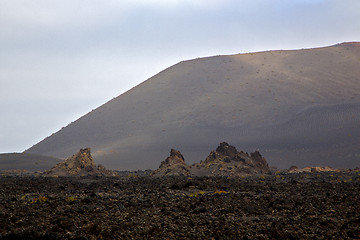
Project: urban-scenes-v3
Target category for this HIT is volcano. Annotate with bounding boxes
[26,42,360,170]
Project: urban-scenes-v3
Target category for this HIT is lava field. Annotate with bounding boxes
[1,172,360,239]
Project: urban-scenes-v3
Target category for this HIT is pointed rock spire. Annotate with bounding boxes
[43,148,117,177]
[151,149,191,177]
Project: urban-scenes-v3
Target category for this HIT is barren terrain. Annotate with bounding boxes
[1,173,359,239]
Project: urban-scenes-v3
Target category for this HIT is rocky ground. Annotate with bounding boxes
[1,172,360,239]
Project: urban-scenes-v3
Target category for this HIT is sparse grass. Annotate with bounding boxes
[187,191,206,197]
[31,196,48,204]
[66,196,77,202]
[213,190,228,195]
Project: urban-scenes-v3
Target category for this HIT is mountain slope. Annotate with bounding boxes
[26,42,360,170]
[0,153,61,171]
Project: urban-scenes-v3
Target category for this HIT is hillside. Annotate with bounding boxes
[25,42,360,170]
[0,153,61,172]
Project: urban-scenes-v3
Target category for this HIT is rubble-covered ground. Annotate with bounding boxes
[1,172,360,239]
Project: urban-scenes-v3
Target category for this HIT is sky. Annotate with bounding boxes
[1,0,360,153]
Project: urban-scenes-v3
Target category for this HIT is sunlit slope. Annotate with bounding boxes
[26,42,360,170]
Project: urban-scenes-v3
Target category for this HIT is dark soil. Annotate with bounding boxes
[1,172,360,239]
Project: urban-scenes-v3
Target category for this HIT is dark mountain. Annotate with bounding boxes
[25,42,360,170]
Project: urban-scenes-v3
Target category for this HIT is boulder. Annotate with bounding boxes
[288,165,299,173]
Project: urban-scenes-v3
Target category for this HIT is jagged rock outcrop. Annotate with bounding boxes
[151,149,191,177]
[43,148,117,177]
[193,142,271,176]
[152,143,271,177]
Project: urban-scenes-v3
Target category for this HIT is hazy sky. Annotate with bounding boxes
[1,0,360,153]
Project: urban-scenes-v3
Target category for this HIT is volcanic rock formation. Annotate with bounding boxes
[151,149,191,177]
[152,143,271,177]
[193,142,271,176]
[43,148,117,177]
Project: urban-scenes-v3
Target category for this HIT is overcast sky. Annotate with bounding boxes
[1,0,359,153]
